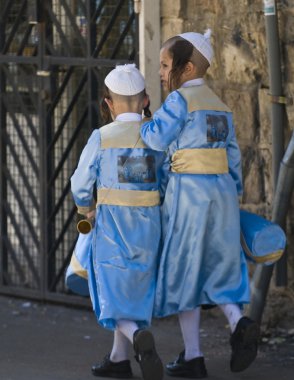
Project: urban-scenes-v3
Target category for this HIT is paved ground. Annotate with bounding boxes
[0,295,294,380]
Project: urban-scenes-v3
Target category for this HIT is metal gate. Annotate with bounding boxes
[0,0,138,304]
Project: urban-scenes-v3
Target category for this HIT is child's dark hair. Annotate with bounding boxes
[100,86,113,124]
[100,85,151,124]
[163,36,210,92]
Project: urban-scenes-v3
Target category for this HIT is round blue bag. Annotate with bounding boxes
[240,209,286,265]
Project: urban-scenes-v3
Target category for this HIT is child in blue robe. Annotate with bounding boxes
[71,64,167,380]
[141,30,260,377]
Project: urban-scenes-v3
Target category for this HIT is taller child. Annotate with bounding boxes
[71,64,165,380]
[141,30,260,378]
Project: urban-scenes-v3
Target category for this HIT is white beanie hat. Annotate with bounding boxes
[104,64,145,96]
[178,29,213,65]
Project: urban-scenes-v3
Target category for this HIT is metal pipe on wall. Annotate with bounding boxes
[249,132,294,322]
[249,0,288,323]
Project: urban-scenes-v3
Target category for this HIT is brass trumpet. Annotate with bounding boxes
[77,217,95,234]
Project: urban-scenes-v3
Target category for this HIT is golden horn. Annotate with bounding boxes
[77,218,94,234]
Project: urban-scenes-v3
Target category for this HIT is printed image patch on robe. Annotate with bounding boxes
[117,155,156,183]
[206,114,229,142]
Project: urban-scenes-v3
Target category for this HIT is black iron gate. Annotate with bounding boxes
[0,0,138,304]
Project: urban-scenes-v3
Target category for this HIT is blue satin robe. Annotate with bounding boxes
[141,82,250,317]
[71,117,168,329]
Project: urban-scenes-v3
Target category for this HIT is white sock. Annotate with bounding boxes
[219,303,242,333]
[178,308,203,361]
[116,319,139,343]
[110,330,130,362]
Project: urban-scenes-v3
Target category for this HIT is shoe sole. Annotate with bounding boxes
[134,330,164,380]
[230,322,260,372]
[166,368,207,378]
[92,370,132,378]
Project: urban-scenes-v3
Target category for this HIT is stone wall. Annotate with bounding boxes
[160,0,294,280]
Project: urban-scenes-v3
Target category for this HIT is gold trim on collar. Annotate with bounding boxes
[178,85,231,113]
[97,188,160,207]
[100,121,147,149]
[171,148,228,174]
[70,252,88,279]
[241,232,284,264]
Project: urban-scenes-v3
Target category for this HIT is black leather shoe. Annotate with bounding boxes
[133,329,163,380]
[166,351,207,378]
[91,354,133,378]
[230,316,260,372]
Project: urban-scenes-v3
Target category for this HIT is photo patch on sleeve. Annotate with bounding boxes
[118,155,156,183]
[206,114,229,142]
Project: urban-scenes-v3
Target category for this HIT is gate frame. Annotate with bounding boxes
[0,0,140,306]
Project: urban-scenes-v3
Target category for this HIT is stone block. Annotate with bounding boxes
[222,88,258,144]
[161,0,182,18]
[258,88,272,145]
[161,18,184,41]
[242,147,265,205]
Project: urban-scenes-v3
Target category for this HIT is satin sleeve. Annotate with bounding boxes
[227,125,243,195]
[141,91,188,151]
[71,129,100,215]
[158,151,170,204]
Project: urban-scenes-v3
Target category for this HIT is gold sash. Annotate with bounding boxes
[171,148,228,174]
[97,188,160,207]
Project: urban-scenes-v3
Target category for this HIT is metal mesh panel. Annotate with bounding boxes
[3,63,40,288]
[0,0,138,301]
[49,66,90,292]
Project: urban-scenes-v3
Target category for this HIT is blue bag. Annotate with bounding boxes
[240,209,286,265]
[65,232,92,296]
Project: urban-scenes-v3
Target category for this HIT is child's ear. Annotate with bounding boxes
[185,61,195,74]
[143,93,150,109]
[104,97,114,112]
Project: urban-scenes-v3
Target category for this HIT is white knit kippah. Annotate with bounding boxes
[178,29,214,64]
[104,63,145,96]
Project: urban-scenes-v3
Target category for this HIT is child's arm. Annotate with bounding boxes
[71,130,100,215]
[227,125,243,195]
[141,91,188,151]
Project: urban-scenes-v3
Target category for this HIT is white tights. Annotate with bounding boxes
[179,304,242,361]
[110,319,139,362]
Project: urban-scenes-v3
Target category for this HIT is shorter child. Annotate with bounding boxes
[141,30,260,377]
[71,64,166,380]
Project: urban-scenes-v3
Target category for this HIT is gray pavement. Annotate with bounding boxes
[0,295,294,380]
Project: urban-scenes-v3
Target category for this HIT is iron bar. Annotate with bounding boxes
[111,10,135,59]
[47,206,76,263]
[3,98,38,180]
[48,108,88,186]
[60,0,87,55]
[45,4,73,56]
[2,64,39,144]
[2,0,27,54]
[47,72,87,154]
[0,20,7,286]
[48,181,71,222]
[4,133,39,210]
[4,202,40,286]
[16,24,35,56]
[3,236,27,284]
[4,166,39,247]
[92,0,126,58]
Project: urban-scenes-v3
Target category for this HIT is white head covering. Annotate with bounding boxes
[178,29,213,65]
[104,64,145,96]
